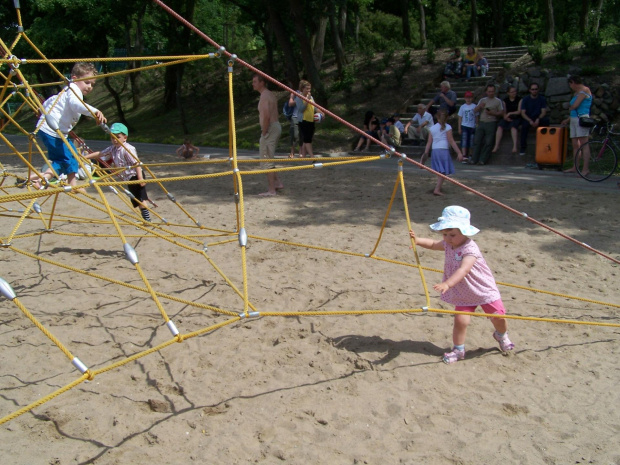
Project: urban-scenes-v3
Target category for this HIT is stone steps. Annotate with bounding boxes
[401,45,529,117]
[389,45,535,166]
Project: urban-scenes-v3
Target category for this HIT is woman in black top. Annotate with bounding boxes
[492,86,521,154]
[353,111,380,152]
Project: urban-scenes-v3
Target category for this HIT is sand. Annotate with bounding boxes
[1,148,619,464]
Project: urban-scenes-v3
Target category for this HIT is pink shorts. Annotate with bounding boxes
[454,298,506,315]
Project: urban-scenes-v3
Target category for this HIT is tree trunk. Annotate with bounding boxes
[128,2,147,111]
[470,0,480,46]
[328,2,346,77]
[262,23,276,80]
[176,66,189,134]
[546,0,555,42]
[417,0,427,49]
[491,0,504,46]
[338,3,347,45]
[400,0,411,46]
[163,66,178,112]
[264,0,299,88]
[593,0,605,35]
[162,0,196,112]
[289,0,326,103]
[312,16,328,70]
[580,0,590,34]
[104,77,130,130]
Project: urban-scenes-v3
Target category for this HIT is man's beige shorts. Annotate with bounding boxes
[259,122,282,169]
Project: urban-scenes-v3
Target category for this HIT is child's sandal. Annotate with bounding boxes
[442,348,465,364]
[493,331,515,352]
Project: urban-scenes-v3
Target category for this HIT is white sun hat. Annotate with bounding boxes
[430,205,480,236]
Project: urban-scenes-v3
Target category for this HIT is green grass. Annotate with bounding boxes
[5,43,619,153]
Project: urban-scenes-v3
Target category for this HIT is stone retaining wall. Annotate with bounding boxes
[498,68,619,124]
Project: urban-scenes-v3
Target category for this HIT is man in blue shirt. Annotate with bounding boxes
[519,83,550,156]
[425,81,457,117]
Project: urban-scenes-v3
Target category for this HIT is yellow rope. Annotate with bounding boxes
[0,374,90,426]
[12,297,75,360]
[1,17,618,429]
[10,245,240,316]
[399,162,432,309]
[227,62,251,317]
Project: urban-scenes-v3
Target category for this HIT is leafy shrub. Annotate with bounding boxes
[426,42,436,64]
[382,47,395,69]
[580,64,606,75]
[426,0,466,47]
[330,66,355,95]
[553,32,574,63]
[402,50,413,73]
[582,30,606,59]
[394,51,413,88]
[394,66,406,88]
[361,78,375,95]
[527,41,544,65]
[357,11,402,52]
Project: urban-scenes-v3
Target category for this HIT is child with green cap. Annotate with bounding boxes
[86,123,151,222]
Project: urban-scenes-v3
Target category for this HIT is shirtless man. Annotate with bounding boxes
[252,74,283,196]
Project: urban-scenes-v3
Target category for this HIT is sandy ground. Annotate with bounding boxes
[1,147,619,465]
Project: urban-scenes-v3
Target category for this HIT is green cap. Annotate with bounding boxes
[110,123,128,135]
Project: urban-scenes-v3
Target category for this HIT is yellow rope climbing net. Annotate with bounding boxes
[1,1,618,427]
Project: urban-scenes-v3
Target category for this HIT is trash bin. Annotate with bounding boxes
[535,125,567,168]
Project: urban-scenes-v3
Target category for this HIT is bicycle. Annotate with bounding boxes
[574,121,619,182]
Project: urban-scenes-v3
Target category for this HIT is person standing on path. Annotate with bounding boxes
[518,83,550,156]
[469,84,503,165]
[252,74,283,196]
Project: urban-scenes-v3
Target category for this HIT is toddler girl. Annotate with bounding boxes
[409,205,515,363]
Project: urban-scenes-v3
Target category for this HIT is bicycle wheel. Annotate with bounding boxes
[575,139,618,182]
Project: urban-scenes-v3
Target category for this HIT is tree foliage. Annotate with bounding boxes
[2,0,619,128]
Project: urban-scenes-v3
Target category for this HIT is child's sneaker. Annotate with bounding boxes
[442,348,465,364]
[493,331,515,352]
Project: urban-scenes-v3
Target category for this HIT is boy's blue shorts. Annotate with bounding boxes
[460,126,475,149]
[38,131,79,175]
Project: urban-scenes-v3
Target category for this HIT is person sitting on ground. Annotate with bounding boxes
[379,118,388,142]
[176,138,200,160]
[381,117,401,148]
[492,86,521,154]
[443,48,463,78]
[353,110,380,152]
[462,45,477,80]
[392,113,405,134]
[425,81,458,117]
[404,103,434,147]
[475,52,489,77]
[518,83,550,156]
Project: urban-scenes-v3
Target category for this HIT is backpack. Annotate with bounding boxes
[282,101,295,121]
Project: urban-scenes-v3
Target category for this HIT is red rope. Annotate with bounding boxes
[152,0,619,267]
